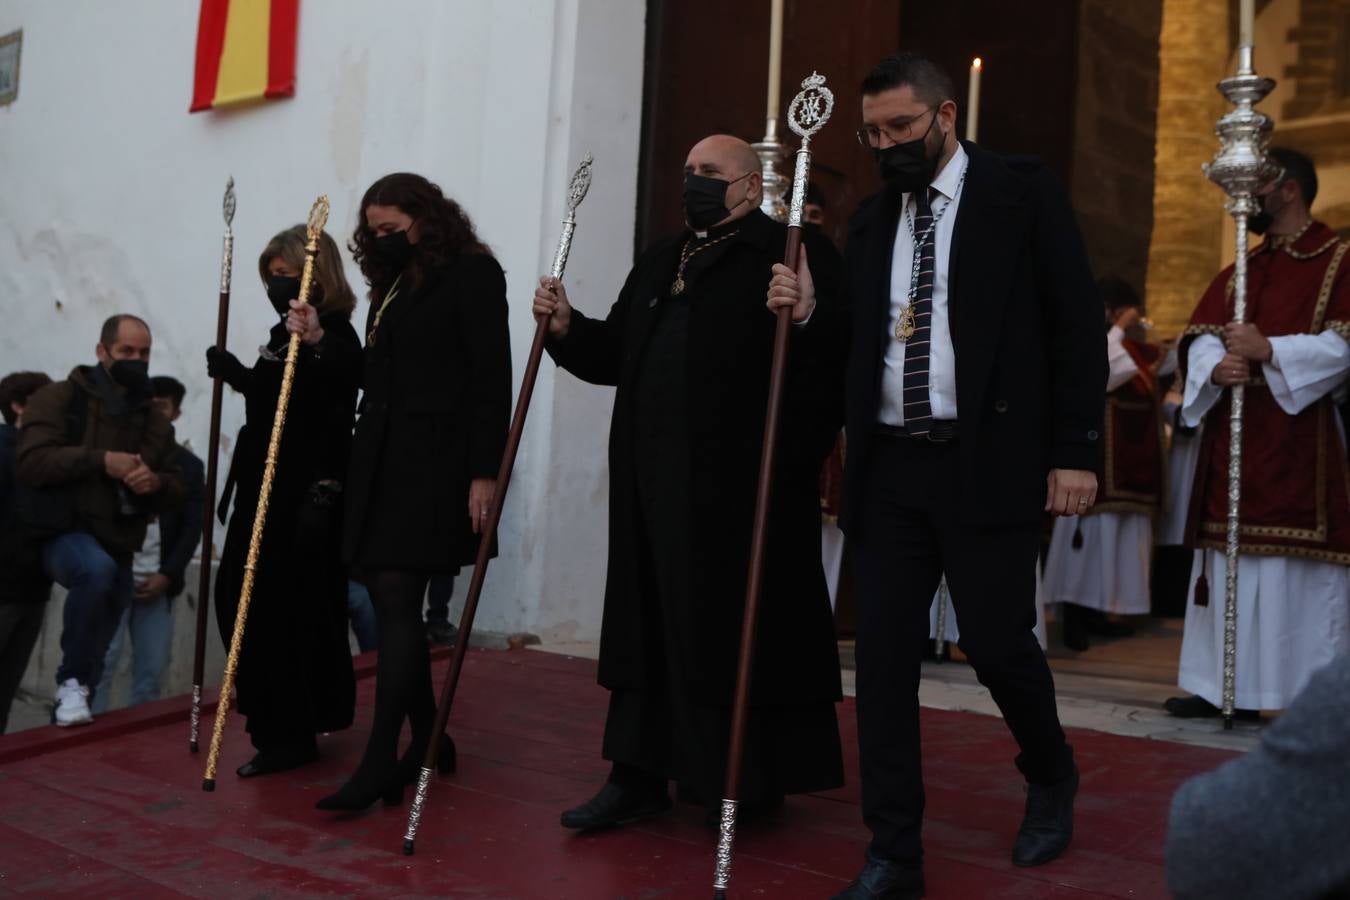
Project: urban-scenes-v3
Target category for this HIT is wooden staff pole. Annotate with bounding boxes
[402,155,594,855]
[712,72,834,900]
[190,177,235,753]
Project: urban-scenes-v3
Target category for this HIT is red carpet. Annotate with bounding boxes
[0,648,1232,898]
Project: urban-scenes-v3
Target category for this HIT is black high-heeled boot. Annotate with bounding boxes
[317,569,431,812]
[397,733,458,785]
[314,768,405,810]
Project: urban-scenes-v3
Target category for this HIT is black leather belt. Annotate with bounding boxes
[876,420,958,444]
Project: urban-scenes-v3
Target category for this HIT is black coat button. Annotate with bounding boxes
[648,296,659,308]
[994,399,1009,413]
[1087,429,1100,441]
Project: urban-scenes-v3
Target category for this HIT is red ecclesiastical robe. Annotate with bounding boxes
[1181,222,1350,564]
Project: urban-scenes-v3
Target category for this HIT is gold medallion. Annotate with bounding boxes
[895,306,916,342]
[671,276,686,296]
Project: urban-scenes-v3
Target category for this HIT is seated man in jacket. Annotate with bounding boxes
[93,375,205,711]
[16,315,183,726]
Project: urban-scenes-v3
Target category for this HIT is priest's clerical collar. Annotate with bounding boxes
[692,208,761,241]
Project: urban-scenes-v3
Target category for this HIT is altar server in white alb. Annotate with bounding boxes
[1045,277,1168,651]
[1166,148,1350,719]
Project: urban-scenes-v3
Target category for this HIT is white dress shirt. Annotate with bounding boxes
[878,144,969,426]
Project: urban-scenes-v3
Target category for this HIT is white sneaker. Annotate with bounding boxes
[54,678,93,727]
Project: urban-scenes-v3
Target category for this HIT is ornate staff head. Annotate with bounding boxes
[549,155,595,279]
[1203,47,1280,225]
[297,195,331,306]
[306,194,331,247]
[567,153,594,215]
[222,176,236,230]
[788,72,834,147]
[219,177,237,294]
[786,72,835,228]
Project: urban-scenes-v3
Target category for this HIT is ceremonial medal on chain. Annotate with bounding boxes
[671,229,739,296]
[893,167,967,343]
[895,306,917,341]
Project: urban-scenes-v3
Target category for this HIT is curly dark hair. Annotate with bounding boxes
[350,173,492,300]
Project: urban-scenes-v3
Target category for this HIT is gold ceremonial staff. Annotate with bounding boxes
[202,195,331,790]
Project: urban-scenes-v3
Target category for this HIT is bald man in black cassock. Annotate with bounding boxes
[533,135,848,830]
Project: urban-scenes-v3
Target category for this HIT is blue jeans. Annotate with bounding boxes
[346,580,378,653]
[91,594,174,712]
[43,532,133,689]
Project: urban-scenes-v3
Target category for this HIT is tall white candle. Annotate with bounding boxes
[767,0,784,119]
[1239,0,1254,47]
[966,58,983,142]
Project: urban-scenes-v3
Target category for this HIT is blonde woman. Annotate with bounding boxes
[206,225,361,779]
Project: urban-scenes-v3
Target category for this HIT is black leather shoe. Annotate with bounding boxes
[1083,610,1135,638]
[1061,605,1089,652]
[1164,695,1261,720]
[832,852,925,899]
[236,743,318,778]
[560,782,672,831]
[426,619,458,646]
[1012,768,1078,867]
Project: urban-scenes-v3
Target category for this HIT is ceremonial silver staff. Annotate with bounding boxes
[1203,44,1279,729]
[401,153,594,856]
[190,176,235,753]
[712,71,834,900]
[933,576,950,660]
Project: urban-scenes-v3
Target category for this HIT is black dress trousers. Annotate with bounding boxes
[850,431,1074,862]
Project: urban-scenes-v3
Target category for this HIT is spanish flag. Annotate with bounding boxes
[190,0,299,113]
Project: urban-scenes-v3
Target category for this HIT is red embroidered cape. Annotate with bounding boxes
[1180,222,1350,564]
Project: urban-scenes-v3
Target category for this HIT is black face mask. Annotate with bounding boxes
[108,359,149,391]
[373,229,415,268]
[266,275,302,316]
[683,172,751,231]
[875,111,942,194]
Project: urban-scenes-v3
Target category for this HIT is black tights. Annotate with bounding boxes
[349,569,436,778]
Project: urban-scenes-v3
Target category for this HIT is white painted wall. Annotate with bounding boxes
[0,0,643,650]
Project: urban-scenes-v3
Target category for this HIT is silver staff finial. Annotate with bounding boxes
[223,176,237,229]
[567,153,594,213]
[788,72,834,143]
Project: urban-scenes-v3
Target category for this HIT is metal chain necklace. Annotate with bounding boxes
[895,168,967,342]
[367,273,403,346]
[671,229,740,296]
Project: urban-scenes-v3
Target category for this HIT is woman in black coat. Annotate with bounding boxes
[206,225,362,778]
[315,173,511,811]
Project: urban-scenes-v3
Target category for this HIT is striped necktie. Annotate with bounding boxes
[902,188,937,436]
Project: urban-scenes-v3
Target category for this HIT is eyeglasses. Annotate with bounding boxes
[856,107,937,149]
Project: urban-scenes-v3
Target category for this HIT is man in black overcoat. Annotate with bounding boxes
[772,54,1105,898]
[534,134,848,829]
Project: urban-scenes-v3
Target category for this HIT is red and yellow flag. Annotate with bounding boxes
[190,0,299,113]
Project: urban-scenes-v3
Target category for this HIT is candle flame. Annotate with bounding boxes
[973,57,983,70]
